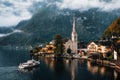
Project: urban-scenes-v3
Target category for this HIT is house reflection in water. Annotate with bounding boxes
[87,61,99,74]
[87,61,107,75]
[43,58,119,80]
[64,59,71,72]
[87,60,119,79]
[44,58,79,80]
[45,57,55,71]
[99,67,106,75]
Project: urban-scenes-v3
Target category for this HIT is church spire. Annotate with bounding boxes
[71,17,78,53]
[72,17,77,42]
[64,17,78,54]
[72,17,76,33]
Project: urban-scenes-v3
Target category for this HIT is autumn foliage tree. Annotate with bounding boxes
[102,17,120,39]
[102,17,120,57]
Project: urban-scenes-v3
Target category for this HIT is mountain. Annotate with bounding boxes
[0,27,13,34]
[102,17,120,39]
[0,4,120,46]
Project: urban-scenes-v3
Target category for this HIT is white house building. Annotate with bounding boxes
[87,42,98,54]
[98,45,107,53]
[64,17,78,54]
[114,50,117,60]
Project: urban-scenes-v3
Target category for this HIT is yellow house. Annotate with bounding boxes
[98,46,106,53]
[41,43,55,53]
[98,45,112,58]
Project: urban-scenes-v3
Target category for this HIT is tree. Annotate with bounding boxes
[54,34,64,57]
[30,46,42,54]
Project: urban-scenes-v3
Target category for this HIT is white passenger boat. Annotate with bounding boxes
[18,59,40,69]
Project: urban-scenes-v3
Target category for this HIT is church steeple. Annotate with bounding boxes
[72,17,77,42]
[64,17,78,54]
[72,17,76,33]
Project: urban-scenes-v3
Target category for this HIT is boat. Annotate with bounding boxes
[18,59,40,69]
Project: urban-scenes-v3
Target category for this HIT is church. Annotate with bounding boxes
[64,17,78,54]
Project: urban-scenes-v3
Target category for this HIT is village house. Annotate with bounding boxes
[87,41,112,58]
[87,42,98,54]
[40,41,55,54]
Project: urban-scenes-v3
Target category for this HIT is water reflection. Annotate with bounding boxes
[114,70,118,80]
[87,60,120,80]
[44,57,55,71]
[100,67,106,75]
[64,59,71,72]
[0,48,119,80]
[87,61,99,74]
[43,57,120,80]
[71,59,78,80]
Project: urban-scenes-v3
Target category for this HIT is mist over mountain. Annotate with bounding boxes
[0,0,120,46]
[0,0,120,26]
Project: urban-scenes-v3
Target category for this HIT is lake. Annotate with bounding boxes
[0,49,119,80]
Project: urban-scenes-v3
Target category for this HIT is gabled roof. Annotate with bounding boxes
[87,41,98,46]
[87,40,112,47]
[63,38,70,43]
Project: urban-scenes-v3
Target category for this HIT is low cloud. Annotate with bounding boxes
[0,0,120,26]
[58,0,120,11]
[0,14,31,27]
[0,29,23,37]
[0,0,43,26]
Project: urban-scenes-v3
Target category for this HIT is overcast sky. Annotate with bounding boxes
[0,0,120,27]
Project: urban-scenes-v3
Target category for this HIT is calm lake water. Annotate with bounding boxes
[0,49,120,80]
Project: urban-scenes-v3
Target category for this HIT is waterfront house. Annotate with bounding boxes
[98,40,112,58]
[38,41,55,54]
[87,42,98,54]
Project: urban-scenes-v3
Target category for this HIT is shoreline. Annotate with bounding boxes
[32,54,120,73]
[52,56,120,73]
[87,58,120,73]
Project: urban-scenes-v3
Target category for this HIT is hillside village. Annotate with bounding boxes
[31,17,120,59]
[1,1,120,80]
[30,17,120,71]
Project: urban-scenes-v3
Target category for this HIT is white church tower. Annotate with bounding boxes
[71,17,78,53]
[64,17,78,54]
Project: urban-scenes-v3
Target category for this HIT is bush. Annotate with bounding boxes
[107,54,114,61]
